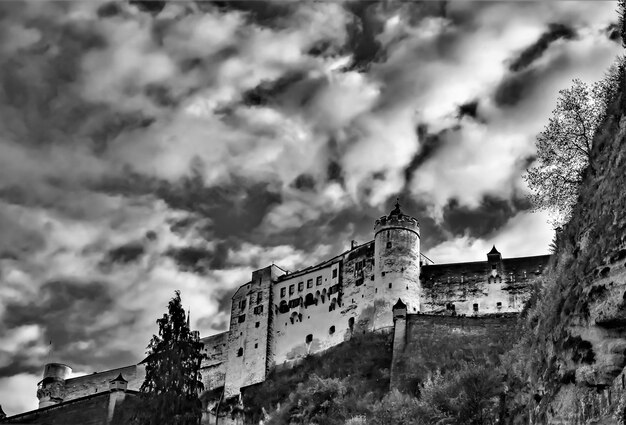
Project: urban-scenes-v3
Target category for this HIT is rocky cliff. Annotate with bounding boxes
[518,62,626,424]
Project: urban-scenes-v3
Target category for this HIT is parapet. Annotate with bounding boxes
[374,200,419,235]
[42,363,72,381]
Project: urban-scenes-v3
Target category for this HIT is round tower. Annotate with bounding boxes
[36,363,71,408]
[372,200,421,330]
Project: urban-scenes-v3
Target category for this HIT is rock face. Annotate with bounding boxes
[525,70,626,424]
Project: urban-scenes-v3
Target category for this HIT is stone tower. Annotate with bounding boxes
[372,200,421,329]
[36,363,71,408]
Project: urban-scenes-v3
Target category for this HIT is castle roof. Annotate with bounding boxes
[393,298,407,309]
[487,245,500,255]
[420,254,550,284]
[110,374,127,384]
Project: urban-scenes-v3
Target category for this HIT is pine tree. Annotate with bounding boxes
[134,291,205,425]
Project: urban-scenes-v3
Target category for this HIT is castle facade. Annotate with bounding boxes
[6,202,550,423]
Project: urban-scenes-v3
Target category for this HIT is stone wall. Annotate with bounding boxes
[3,391,140,425]
[272,260,346,365]
[63,365,144,401]
[390,313,519,392]
[420,254,550,316]
[224,265,283,397]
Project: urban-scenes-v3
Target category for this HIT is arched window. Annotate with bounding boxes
[279,300,289,314]
[237,347,243,357]
[306,334,313,344]
[348,317,355,331]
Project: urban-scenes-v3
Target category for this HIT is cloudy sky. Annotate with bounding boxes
[0,0,622,415]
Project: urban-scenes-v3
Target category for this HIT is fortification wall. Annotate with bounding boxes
[224,266,281,397]
[391,313,519,392]
[272,261,345,365]
[420,256,549,315]
[63,365,144,401]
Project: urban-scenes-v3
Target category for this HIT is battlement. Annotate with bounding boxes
[374,200,419,235]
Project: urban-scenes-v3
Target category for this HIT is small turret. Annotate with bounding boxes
[37,363,72,408]
[109,374,128,392]
[392,298,407,321]
[487,245,502,263]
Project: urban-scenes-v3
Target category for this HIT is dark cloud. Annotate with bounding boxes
[129,0,166,15]
[104,242,145,265]
[508,23,576,72]
[1,279,137,375]
[403,124,449,184]
[208,0,297,28]
[442,195,532,239]
[291,174,317,192]
[166,242,231,274]
[493,68,541,108]
[457,100,480,120]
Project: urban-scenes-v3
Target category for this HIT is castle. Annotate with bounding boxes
[1,202,550,424]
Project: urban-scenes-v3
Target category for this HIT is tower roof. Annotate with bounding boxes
[110,373,128,384]
[487,245,500,255]
[393,298,407,309]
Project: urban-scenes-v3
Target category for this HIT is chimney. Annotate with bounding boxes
[351,240,357,249]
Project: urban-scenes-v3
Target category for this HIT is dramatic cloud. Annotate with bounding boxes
[0,0,621,416]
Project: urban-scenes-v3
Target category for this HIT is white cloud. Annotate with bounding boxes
[0,373,40,416]
[425,210,553,264]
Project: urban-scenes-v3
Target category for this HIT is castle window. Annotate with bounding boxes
[332,269,338,278]
[257,292,262,304]
[355,277,364,286]
[289,298,301,309]
[237,348,243,357]
[239,299,246,310]
[238,314,246,323]
[497,302,502,309]
[389,282,392,289]
[289,284,295,295]
[298,313,302,322]
[386,242,392,249]
[329,299,336,312]
[306,334,313,344]
[473,303,479,312]
[307,279,313,288]
[278,301,289,314]
[329,326,335,335]
[375,288,378,293]
[348,317,355,331]
[255,321,260,328]
[329,285,339,295]
[382,271,385,277]
[298,281,304,292]
[280,287,286,298]
[254,305,264,314]
[316,276,322,286]
[255,343,258,349]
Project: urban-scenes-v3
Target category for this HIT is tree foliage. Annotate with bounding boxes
[524,60,622,227]
[134,290,205,425]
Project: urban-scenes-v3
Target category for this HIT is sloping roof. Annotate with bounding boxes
[420,254,551,282]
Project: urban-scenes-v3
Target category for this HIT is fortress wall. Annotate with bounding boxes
[420,256,549,315]
[272,261,346,364]
[391,314,519,392]
[200,332,229,391]
[224,266,278,398]
[340,241,376,333]
[63,365,144,401]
